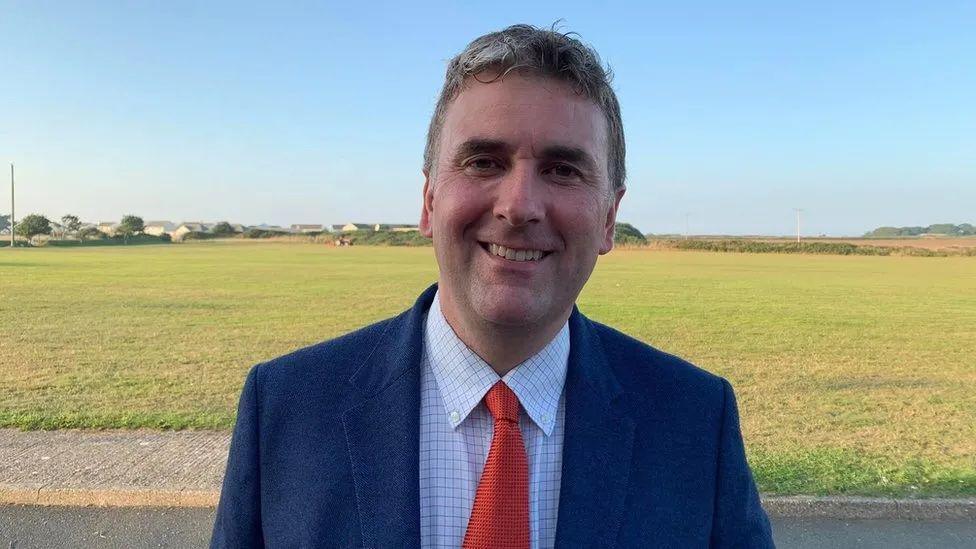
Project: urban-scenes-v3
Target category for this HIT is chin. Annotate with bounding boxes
[471,284,551,327]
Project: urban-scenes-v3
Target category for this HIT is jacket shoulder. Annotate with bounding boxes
[248,311,407,401]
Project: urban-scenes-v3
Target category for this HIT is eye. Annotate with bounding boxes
[546,163,582,179]
[464,157,502,174]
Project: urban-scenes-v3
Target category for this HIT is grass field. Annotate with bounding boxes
[2,241,974,497]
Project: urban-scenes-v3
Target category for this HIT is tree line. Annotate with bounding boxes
[5,215,651,248]
[5,214,151,246]
[864,223,975,237]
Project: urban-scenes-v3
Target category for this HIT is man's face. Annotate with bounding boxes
[421,73,624,330]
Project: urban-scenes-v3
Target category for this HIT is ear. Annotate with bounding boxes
[419,169,434,238]
[599,187,626,255]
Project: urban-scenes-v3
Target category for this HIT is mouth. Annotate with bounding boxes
[480,241,551,262]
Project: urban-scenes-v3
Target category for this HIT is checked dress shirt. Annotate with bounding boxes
[419,292,570,549]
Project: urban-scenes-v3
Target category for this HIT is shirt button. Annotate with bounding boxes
[542,414,552,424]
[449,411,460,423]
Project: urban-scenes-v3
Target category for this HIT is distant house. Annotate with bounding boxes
[333,222,419,232]
[97,222,119,235]
[375,223,419,232]
[290,224,324,233]
[230,223,246,233]
[252,223,291,233]
[171,222,212,241]
[144,221,177,236]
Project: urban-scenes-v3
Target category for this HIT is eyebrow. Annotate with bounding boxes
[451,138,598,173]
[451,138,512,166]
[538,144,597,173]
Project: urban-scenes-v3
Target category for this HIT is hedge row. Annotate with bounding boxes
[650,239,976,257]
[341,231,432,246]
[6,234,173,247]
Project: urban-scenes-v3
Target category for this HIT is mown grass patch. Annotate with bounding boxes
[753,448,976,497]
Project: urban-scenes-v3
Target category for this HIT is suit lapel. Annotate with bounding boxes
[339,288,637,547]
[341,285,437,548]
[343,372,420,548]
[555,310,636,548]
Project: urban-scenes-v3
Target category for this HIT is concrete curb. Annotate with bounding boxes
[2,487,975,521]
[0,428,228,511]
[761,495,976,521]
[0,487,218,508]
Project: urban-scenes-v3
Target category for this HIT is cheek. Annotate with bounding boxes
[552,195,610,246]
[432,184,486,235]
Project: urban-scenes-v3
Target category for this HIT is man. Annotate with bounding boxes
[211,24,773,548]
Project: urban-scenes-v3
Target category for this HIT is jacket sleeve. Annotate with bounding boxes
[710,379,774,548]
[210,364,265,548]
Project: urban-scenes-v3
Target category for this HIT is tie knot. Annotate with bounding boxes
[484,382,520,423]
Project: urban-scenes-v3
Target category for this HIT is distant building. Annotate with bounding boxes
[253,223,292,233]
[97,222,119,235]
[341,223,373,232]
[172,222,212,241]
[333,223,419,232]
[378,224,419,232]
[290,224,324,233]
[144,221,177,236]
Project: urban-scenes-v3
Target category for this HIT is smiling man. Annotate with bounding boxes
[212,25,773,548]
[422,71,621,377]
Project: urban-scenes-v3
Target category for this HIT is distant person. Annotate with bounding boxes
[212,24,773,548]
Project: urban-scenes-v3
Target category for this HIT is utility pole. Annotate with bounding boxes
[793,208,803,243]
[9,162,13,248]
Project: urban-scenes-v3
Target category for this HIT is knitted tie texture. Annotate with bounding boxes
[462,381,530,549]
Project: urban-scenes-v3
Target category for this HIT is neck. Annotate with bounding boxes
[437,292,571,377]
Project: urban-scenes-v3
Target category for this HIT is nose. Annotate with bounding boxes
[493,163,545,227]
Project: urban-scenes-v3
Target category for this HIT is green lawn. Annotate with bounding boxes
[2,241,974,497]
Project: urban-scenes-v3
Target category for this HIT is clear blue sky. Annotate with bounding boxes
[2,1,973,236]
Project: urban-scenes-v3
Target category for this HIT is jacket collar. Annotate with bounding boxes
[342,284,635,548]
[424,290,570,435]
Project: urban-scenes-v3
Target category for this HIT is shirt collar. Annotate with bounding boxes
[423,291,569,436]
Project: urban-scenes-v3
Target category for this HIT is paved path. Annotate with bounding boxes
[0,429,227,507]
[2,428,975,520]
[2,506,975,548]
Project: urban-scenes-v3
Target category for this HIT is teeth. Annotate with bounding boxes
[488,243,545,262]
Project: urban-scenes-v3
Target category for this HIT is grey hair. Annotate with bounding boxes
[423,24,626,192]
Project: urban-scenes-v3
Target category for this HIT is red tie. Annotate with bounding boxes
[462,381,530,549]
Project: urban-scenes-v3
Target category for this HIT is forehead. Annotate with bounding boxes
[439,74,608,162]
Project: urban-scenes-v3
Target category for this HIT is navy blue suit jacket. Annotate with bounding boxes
[211,284,773,547]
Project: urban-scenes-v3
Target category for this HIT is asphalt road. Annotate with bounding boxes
[1,505,974,548]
